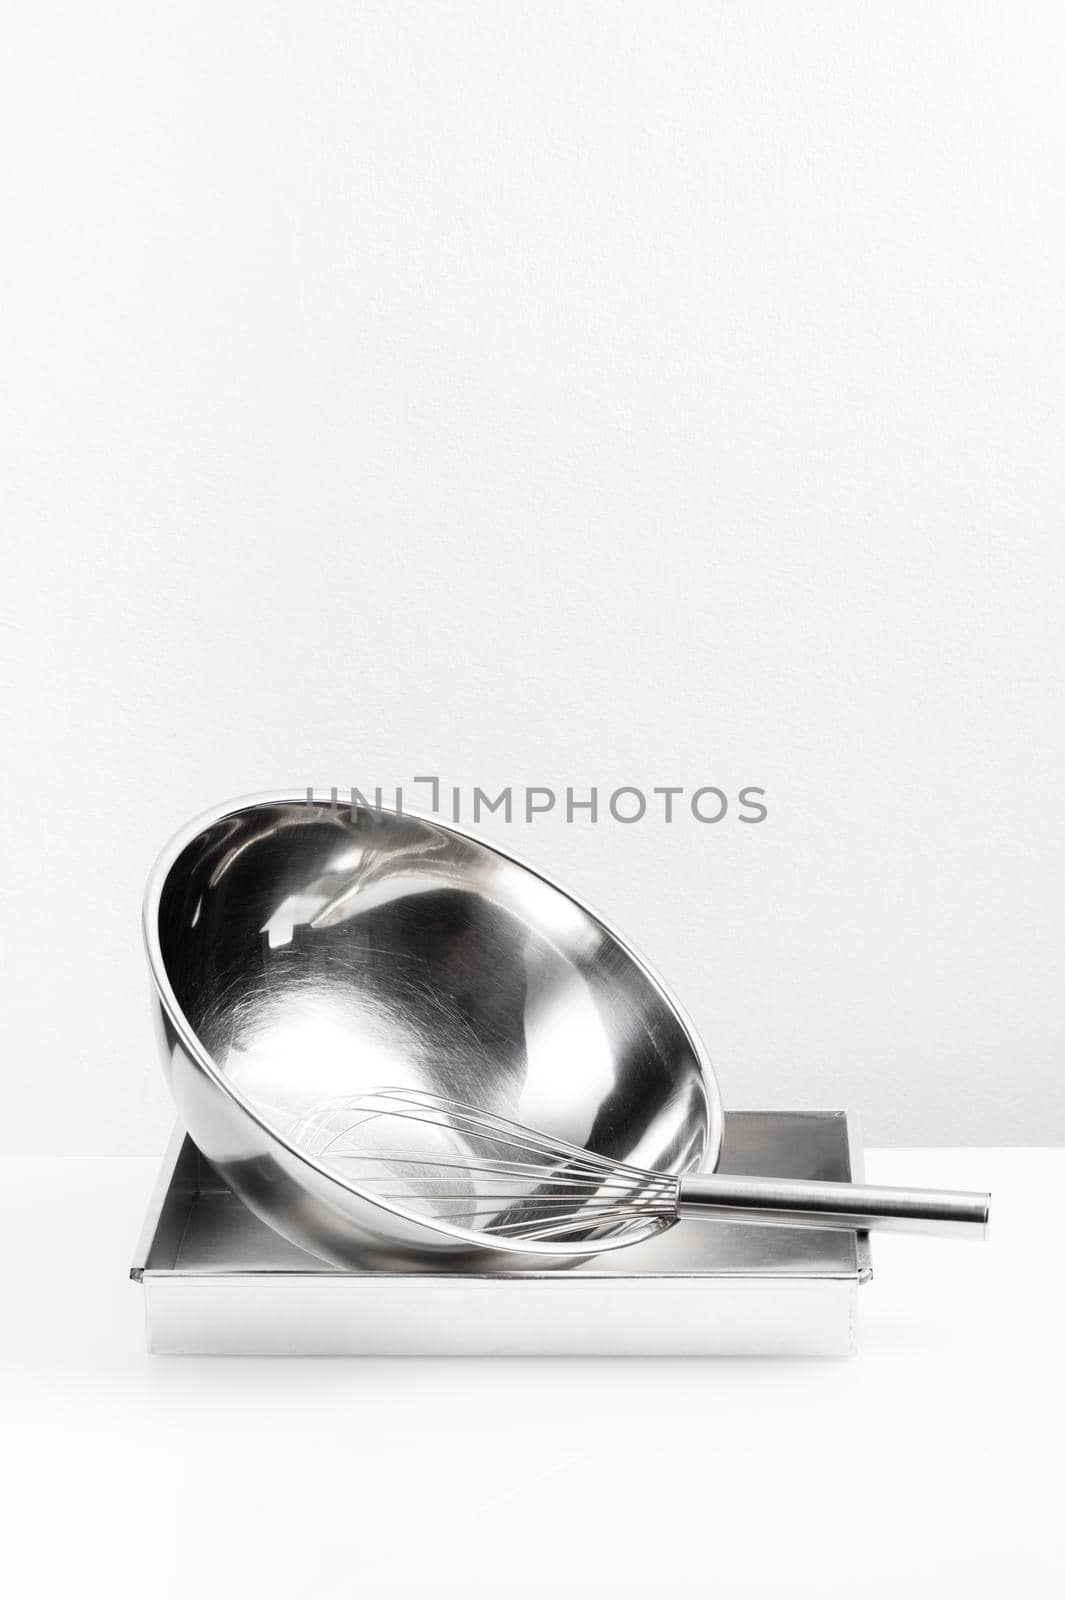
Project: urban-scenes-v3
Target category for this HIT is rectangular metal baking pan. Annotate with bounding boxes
[132,1111,872,1356]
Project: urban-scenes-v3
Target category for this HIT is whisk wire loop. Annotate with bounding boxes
[288,1085,679,1246]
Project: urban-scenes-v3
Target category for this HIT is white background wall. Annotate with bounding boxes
[3,2,1063,1153]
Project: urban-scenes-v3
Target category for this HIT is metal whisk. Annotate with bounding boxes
[288,1086,990,1257]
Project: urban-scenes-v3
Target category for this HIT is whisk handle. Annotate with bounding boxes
[676,1174,990,1238]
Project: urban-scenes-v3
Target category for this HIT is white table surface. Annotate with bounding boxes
[2,1147,1061,1598]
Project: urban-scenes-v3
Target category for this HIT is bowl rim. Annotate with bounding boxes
[142,788,724,1257]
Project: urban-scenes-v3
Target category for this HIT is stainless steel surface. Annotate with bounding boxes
[287,1085,988,1249]
[132,1111,871,1356]
[677,1172,989,1236]
[144,792,718,1270]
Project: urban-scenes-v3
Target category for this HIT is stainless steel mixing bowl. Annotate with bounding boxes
[144,792,718,1269]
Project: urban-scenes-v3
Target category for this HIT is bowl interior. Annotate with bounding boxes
[153,800,712,1201]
